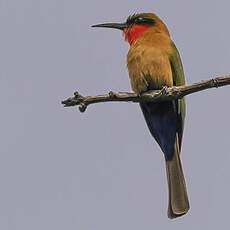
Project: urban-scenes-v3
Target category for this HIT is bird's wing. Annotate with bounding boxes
[169,41,186,150]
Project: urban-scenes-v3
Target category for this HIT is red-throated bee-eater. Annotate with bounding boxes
[92,13,189,219]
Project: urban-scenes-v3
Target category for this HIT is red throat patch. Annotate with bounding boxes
[123,25,150,44]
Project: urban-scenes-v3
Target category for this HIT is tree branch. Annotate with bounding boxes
[61,75,230,112]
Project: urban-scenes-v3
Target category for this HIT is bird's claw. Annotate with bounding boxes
[161,86,168,95]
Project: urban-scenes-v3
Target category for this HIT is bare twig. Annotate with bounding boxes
[61,75,230,112]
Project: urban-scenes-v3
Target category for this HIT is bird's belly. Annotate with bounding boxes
[127,46,173,93]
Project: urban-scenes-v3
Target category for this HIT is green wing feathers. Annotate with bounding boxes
[169,41,186,150]
[166,41,189,218]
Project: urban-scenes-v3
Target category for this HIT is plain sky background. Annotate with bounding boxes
[1,0,230,229]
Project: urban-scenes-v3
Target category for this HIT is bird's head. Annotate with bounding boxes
[92,13,170,44]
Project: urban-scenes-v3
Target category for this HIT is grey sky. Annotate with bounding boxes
[1,0,230,229]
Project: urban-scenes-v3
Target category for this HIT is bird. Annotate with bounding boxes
[92,13,189,219]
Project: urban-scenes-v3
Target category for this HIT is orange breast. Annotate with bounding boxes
[126,28,173,93]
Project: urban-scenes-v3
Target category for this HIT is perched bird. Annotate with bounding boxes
[92,13,189,219]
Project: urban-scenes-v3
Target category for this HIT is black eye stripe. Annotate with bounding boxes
[126,15,155,25]
[135,17,154,23]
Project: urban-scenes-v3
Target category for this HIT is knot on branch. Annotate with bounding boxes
[62,91,88,112]
[79,103,87,112]
[109,91,117,99]
[211,78,219,88]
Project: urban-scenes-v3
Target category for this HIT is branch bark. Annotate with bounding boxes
[61,75,230,112]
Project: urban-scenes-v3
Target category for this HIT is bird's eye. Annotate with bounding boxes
[134,17,154,25]
[135,17,145,23]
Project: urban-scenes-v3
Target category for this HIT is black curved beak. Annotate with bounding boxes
[91,22,127,30]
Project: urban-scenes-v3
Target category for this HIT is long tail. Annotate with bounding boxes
[166,134,189,218]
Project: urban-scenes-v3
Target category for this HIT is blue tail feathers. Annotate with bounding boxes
[140,101,177,160]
